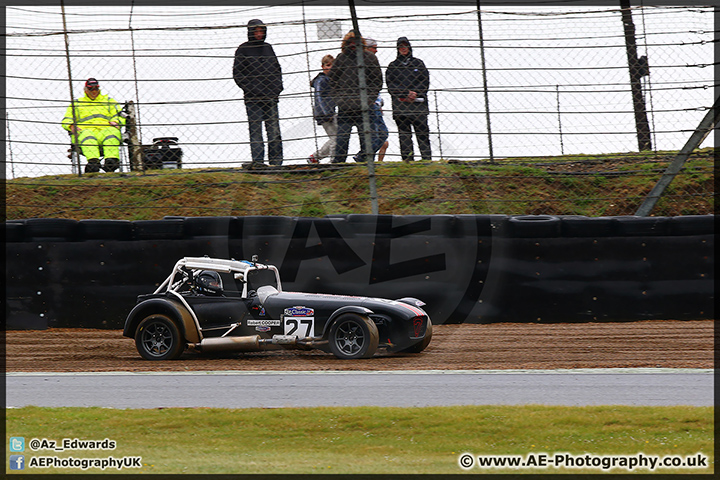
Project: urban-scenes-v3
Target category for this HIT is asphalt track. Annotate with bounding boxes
[6,369,713,409]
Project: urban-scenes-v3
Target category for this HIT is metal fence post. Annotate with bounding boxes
[635,96,718,216]
[556,85,565,155]
[477,1,494,163]
[349,0,379,215]
[61,1,81,176]
[433,91,444,160]
[620,0,652,152]
[124,101,143,171]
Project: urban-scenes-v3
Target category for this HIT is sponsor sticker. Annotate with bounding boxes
[247,319,281,327]
[255,326,271,332]
[284,306,314,317]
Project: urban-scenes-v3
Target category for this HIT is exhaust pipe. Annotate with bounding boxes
[195,335,262,353]
[190,334,328,353]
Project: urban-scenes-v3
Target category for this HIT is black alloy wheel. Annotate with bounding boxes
[135,314,184,360]
[328,314,379,360]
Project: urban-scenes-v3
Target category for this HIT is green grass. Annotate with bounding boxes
[7,405,714,474]
[5,149,714,220]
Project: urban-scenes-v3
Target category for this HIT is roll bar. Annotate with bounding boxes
[154,257,283,297]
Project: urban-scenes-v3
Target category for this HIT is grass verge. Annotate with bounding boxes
[5,149,714,220]
[6,404,714,474]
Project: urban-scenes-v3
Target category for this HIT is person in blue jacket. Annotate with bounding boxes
[386,36,431,162]
[233,19,284,166]
[353,38,389,163]
[308,55,337,164]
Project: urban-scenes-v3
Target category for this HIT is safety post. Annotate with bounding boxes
[124,101,143,171]
[349,0,379,215]
[635,96,718,216]
[61,0,81,176]
[620,0,652,151]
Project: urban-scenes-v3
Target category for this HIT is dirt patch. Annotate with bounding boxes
[5,320,713,372]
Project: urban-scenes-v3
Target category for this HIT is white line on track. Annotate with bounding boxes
[6,368,713,376]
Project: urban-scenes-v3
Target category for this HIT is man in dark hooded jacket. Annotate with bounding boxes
[385,37,431,162]
[233,19,283,166]
[327,30,383,163]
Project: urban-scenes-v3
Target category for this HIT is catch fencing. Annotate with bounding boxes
[5,3,714,175]
[3,3,715,218]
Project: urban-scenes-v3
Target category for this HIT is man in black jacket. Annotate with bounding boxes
[328,30,383,163]
[233,19,283,166]
[386,37,431,162]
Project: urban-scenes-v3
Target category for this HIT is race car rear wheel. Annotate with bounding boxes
[328,314,379,360]
[135,314,184,360]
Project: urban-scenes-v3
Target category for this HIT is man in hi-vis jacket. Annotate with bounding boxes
[61,78,125,173]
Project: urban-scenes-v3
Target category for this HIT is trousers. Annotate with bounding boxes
[394,114,431,161]
[245,99,283,165]
[77,126,121,159]
[370,104,389,153]
[313,116,337,160]
[334,109,382,163]
[354,105,389,163]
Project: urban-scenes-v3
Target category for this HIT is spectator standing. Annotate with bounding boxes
[233,19,283,166]
[61,78,125,173]
[353,38,389,163]
[386,37,431,162]
[308,55,337,164]
[328,30,383,163]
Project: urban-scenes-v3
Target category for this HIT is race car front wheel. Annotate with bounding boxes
[135,314,184,360]
[329,314,379,360]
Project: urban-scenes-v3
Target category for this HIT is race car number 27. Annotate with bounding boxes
[284,317,314,337]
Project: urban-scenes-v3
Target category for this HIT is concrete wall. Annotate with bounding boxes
[5,214,714,329]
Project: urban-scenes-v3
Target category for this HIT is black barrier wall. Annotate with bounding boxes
[5,215,714,329]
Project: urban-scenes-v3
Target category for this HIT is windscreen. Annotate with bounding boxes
[246,269,278,292]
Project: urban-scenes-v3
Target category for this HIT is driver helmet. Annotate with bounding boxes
[196,270,223,295]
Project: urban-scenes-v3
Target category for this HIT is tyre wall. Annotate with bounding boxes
[4,214,714,329]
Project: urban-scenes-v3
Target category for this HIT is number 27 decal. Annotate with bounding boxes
[284,317,314,337]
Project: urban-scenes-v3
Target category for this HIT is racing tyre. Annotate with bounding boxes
[135,314,184,360]
[328,314,379,360]
[398,318,433,354]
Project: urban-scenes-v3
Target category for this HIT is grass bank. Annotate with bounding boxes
[5,149,714,220]
[7,404,714,474]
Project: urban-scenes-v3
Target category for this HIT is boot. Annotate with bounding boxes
[103,157,120,172]
[85,158,101,173]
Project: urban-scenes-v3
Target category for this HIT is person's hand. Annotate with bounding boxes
[407,90,418,101]
[109,121,119,127]
[69,125,80,134]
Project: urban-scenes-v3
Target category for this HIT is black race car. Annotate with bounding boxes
[123,256,432,360]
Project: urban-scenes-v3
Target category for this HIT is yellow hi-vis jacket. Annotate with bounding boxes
[61,92,126,132]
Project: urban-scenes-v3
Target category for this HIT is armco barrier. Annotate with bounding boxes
[4,215,714,329]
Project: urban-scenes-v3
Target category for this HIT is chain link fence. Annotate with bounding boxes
[4,3,715,216]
